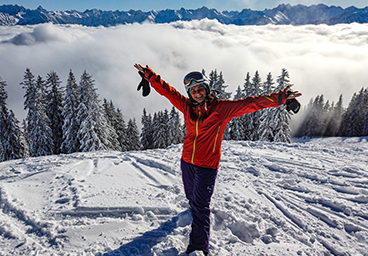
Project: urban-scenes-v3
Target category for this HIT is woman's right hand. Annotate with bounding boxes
[134,64,145,73]
[285,85,302,99]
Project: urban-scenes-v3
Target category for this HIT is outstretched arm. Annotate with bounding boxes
[133,64,188,113]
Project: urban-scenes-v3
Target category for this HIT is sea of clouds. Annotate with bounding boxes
[1,19,368,124]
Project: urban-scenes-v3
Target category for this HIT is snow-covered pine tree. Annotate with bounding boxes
[126,118,140,151]
[325,94,344,137]
[362,89,368,136]
[228,86,246,140]
[319,97,330,136]
[272,69,292,143]
[263,72,274,94]
[46,71,64,154]
[0,76,7,162]
[249,71,263,141]
[161,110,169,147]
[0,140,3,162]
[33,75,55,156]
[76,70,111,152]
[300,96,329,138]
[0,77,26,161]
[22,73,54,157]
[321,99,333,136]
[22,68,37,115]
[114,108,128,151]
[168,106,184,145]
[3,110,28,160]
[323,100,333,137]
[338,95,353,136]
[167,108,175,146]
[234,85,246,100]
[313,96,328,136]
[15,112,29,158]
[298,95,326,137]
[352,88,367,136]
[102,99,122,151]
[0,141,3,162]
[259,72,276,142]
[339,88,367,137]
[141,108,153,150]
[103,99,113,119]
[162,109,171,146]
[241,72,254,141]
[152,111,169,149]
[151,112,159,149]
[295,98,313,137]
[22,119,30,156]
[208,70,232,100]
[250,71,262,96]
[208,69,217,91]
[61,70,79,154]
[242,72,252,97]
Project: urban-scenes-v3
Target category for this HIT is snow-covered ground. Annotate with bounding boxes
[0,137,368,256]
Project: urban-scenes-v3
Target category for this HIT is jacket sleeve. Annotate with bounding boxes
[220,90,289,119]
[142,67,188,114]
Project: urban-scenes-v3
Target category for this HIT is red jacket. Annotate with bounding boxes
[143,67,288,169]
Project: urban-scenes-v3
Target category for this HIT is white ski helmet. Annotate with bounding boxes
[183,71,210,96]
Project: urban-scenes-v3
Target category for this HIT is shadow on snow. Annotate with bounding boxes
[102,210,189,256]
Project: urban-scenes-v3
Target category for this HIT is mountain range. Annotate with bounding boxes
[0,4,368,26]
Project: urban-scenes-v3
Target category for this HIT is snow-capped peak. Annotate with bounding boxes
[0,4,367,26]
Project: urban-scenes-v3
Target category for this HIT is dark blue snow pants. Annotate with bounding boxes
[181,159,218,254]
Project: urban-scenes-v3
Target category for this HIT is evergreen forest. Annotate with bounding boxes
[1,68,367,163]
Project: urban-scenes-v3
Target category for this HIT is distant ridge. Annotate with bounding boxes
[1,4,368,26]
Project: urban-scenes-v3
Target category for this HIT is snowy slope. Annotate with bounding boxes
[0,137,368,255]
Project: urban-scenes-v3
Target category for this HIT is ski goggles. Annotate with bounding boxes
[183,71,207,88]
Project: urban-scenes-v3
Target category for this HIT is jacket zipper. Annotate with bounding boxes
[213,126,221,153]
[191,106,201,164]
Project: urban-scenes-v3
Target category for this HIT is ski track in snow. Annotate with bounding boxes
[0,137,368,255]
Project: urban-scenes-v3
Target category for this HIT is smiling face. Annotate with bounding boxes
[190,84,207,104]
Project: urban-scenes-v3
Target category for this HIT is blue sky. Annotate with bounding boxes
[1,0,367,11]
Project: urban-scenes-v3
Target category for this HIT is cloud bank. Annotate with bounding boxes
[1,20,368,125]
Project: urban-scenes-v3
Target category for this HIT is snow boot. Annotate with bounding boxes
[185,248,208,256]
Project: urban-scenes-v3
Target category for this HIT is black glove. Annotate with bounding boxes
[286,91,301,114]
[137,71,151,97]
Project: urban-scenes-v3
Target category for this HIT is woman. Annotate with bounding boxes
[134,64,301,255]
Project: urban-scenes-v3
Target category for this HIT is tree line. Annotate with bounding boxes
[0,69,187,162]
[294,87,368,138]
[224,69,292,143]
[0,67,329,163]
